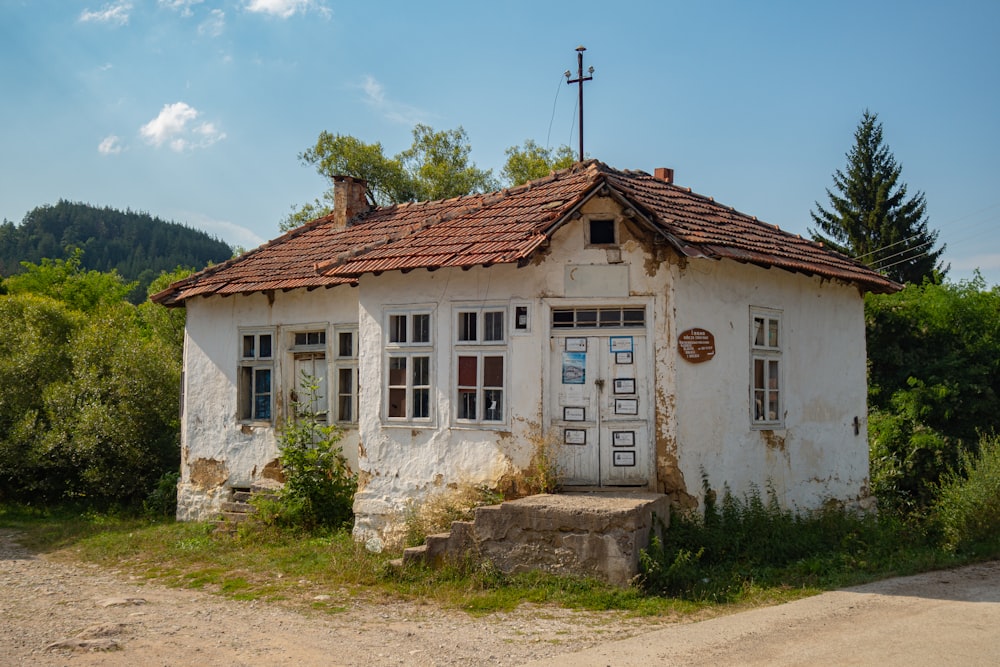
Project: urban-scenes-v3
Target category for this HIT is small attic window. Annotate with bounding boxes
[588,218,616,245]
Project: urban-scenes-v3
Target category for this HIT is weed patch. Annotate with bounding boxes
[934,433,1000,554]
[639,476,965,602]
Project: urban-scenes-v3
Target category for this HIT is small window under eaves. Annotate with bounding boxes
[588,218,616,245]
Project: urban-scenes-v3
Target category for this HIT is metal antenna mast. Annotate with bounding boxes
[565,45,594,162]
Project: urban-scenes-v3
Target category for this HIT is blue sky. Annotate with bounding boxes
[2,0,998,285]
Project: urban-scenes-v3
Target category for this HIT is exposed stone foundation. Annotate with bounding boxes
[403,492,670,586]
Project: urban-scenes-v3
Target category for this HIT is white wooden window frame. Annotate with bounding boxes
[453,305,507,345]
[238,327,275,424]
[511,301,532,335]
[333,325,359,425]
[454,350,507,425]
[384,308,435,424]
[452,304,508,426]
[750,307,783,429]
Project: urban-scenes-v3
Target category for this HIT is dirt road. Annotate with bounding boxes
[3,527,998,666]
[528,560,1000,666]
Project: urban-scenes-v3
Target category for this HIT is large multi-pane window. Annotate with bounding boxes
[751,308,782,427]
[455,307,506,424]
[385,311,433,421]
[239,329,274,422]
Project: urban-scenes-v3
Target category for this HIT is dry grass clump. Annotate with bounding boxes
[403,484,502,547]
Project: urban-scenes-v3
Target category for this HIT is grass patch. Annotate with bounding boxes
[0,504,691,615]
[637,478,984,602]
[3,490,998,618]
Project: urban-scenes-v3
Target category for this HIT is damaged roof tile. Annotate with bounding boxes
[151,160,900,306]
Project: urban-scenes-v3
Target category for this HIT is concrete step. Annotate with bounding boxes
[220,501,254,514]
[401,491,669,586]
[402,543,429,567]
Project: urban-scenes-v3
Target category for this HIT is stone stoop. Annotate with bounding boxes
[402,492,670,586]
[214,483,281,535]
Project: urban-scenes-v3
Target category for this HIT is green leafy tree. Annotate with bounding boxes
[0,261,184,505]
[299,133,414,206]
[0,294,79,499]
[138,267,195,355]
[34,303,180,503]
[865,275,1000,512]
[3,249,134,312]
[398,124,497,201]
[811,110,945,284]
[502,140,576,186]
[284,124,497,230]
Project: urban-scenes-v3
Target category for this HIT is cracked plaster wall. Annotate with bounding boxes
[177,289,361,521]
[670,258,871,511]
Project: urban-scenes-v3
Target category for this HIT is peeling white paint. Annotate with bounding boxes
[178,194,873,538]
[177,289,361,520]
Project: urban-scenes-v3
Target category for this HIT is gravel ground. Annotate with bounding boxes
[0,528,683,666]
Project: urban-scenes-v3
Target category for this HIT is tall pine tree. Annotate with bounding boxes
[811,110,945,284]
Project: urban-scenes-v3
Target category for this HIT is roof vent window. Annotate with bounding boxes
[588,218,616,245]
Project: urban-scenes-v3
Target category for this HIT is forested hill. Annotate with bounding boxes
[0,200,233,301]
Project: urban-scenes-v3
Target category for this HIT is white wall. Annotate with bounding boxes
[177,194,873,534]
[178,287,360,521]
[670,258,871,511]
[352,195,673,546]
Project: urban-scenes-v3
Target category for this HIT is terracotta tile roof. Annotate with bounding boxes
[151,161,899,306]
[599,167,901,292]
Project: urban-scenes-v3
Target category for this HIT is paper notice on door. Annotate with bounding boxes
[562,352,586,384]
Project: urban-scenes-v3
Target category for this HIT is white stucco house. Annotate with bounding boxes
[152,161,900,543]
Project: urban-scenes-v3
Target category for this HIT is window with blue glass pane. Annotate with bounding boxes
[254,369,271,419]
[239,330,275,422]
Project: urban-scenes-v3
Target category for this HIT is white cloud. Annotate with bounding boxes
[362,76,385,105]
[98,135,124,155]
[139,102,226,152]
[184,211,266,250]
[158,0,203,17]
[198,9,226,37]
[359,75,428,126]
[244,0,330,19]
[79,1,133,25]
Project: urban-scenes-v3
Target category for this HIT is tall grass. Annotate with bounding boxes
[639,477,947,602]
[934,434,1000,554]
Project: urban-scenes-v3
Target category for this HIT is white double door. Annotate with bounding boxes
[549,333,650,486]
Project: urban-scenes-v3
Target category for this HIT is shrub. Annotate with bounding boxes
[869,409,953,514]
[934,434,1000,553]
[254,373,356,531]
[865,278,1000,516]
[143,471,180,518]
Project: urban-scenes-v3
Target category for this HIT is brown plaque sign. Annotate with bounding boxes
[678,328,716,363]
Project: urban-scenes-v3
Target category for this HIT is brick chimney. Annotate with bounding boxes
[654,167,674,184]
[333,175,370,229]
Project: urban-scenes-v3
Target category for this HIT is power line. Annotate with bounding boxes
[853,233,925,262]
[872,241,937,274]
[544,74,565,151]
[851,201,1000,265]
[870,239,935,269]
[877,245,935,274]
